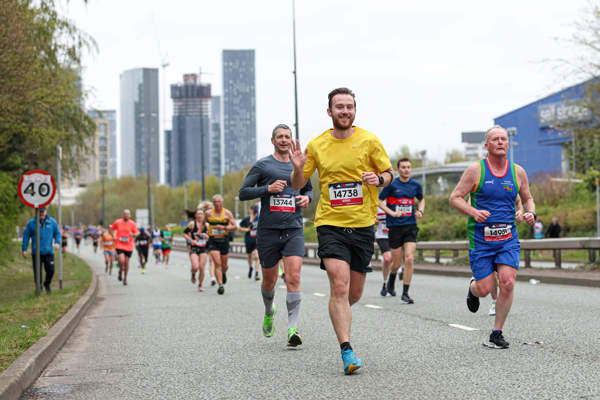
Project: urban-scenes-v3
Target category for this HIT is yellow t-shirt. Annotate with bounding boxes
[303,126,391,228]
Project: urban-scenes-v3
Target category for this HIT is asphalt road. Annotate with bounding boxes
[22,244,600,399]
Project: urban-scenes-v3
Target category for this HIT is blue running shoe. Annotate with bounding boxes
[341,349,362,375]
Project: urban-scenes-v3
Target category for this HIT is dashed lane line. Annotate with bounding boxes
[448,323,479,331]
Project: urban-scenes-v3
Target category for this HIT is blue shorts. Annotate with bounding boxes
[469,240,520,281]
[152,243,161,250]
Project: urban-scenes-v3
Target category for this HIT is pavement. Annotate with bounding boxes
[1,245,599,399]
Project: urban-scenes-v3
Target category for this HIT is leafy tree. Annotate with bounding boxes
[444,148,469,164]
[550,4,600,174]
[0,0,95,264]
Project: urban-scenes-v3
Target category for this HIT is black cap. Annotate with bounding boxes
[39,207,46,212]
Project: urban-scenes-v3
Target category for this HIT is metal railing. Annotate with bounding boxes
[173,237,600,269]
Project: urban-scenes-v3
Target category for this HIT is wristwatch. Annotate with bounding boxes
[418,209,424,215]
[378,175,384,186]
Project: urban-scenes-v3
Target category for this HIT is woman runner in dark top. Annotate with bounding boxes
[183,209,209,291]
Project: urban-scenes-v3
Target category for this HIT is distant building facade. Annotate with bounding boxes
[119,68,159,179]
[494,79,591,178]
[68,111,112,187]
[88,110,117,177]
[222,49,256,173]
[169,73,212,186]
[211,96,222,177]
[461,131,486,160]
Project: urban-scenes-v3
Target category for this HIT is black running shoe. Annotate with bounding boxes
[222,271,227,284]
[399,269,403,281]
[217,285,225,295]
[466,278,480,313]
[248,267,252,279]
[380,283,387,296]
[118,271,122,281]
[211,279,216,286]
[401,293,414,304]
[387,280,396,297]
[487,331,510,349]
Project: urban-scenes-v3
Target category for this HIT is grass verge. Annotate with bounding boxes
[0,250,92,373]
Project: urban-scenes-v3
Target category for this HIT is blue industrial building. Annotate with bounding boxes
[494,79,591,179]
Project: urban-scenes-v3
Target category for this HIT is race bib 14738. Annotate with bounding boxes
[329,182,363,207]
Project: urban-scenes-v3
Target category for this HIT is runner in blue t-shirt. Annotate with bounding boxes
[378,157,424,304]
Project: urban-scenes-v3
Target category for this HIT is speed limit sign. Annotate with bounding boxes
[18,169,56,209]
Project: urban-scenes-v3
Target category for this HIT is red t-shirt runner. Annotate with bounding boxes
[109,218,139,252]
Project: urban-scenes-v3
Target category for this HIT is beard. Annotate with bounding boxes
[331,113,354,130]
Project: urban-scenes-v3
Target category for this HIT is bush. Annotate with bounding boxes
[0,172,21,265]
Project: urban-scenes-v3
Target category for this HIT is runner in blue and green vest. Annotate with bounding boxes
[450,125,536,349]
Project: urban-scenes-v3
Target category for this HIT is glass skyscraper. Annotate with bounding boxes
[170,73,212,186]
[119,68,159,179]
[222,49,256,173]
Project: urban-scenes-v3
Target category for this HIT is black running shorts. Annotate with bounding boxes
[190,245,207,255]
[245,240,257,254]
[316,225,374,273]
[389,225,419,249]
[257,227,304,269]
[116,249,133,258]
[376,238,390,254]
[137,245,149,258]
[208,238,229,255]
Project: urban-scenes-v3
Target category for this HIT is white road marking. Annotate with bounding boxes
[235,276,240,280]
[313,292,326,297]
[449,323,479,331]
[279,285,287,289]
[364,304,382,309]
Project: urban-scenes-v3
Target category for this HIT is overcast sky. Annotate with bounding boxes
[63,0,590,180]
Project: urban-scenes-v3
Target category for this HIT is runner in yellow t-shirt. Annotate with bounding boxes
[290,87,393,375]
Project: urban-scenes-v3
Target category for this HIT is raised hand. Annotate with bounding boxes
[289,139,307,171]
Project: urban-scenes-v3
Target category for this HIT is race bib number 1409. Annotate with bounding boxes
[484,224,513,242]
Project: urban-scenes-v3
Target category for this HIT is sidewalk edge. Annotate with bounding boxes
[0,272,99,400]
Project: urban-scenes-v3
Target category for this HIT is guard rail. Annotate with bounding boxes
[172,237,600,269]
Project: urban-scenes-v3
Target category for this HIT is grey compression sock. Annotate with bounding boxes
[286,291,302,330]
[261,287,275,316]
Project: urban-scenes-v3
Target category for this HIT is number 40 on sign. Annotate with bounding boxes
[17,169,56,209]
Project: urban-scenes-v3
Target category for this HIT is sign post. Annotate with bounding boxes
[18,170,57,295]
[57,145,63,289]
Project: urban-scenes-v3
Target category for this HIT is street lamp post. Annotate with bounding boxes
[506,127,517,162]
[292,0,299,140]
[101,175,105,227]
[420,150,427,196]
[57,145,63,289]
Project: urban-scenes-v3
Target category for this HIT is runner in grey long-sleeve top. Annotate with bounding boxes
[239,123,313,347]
